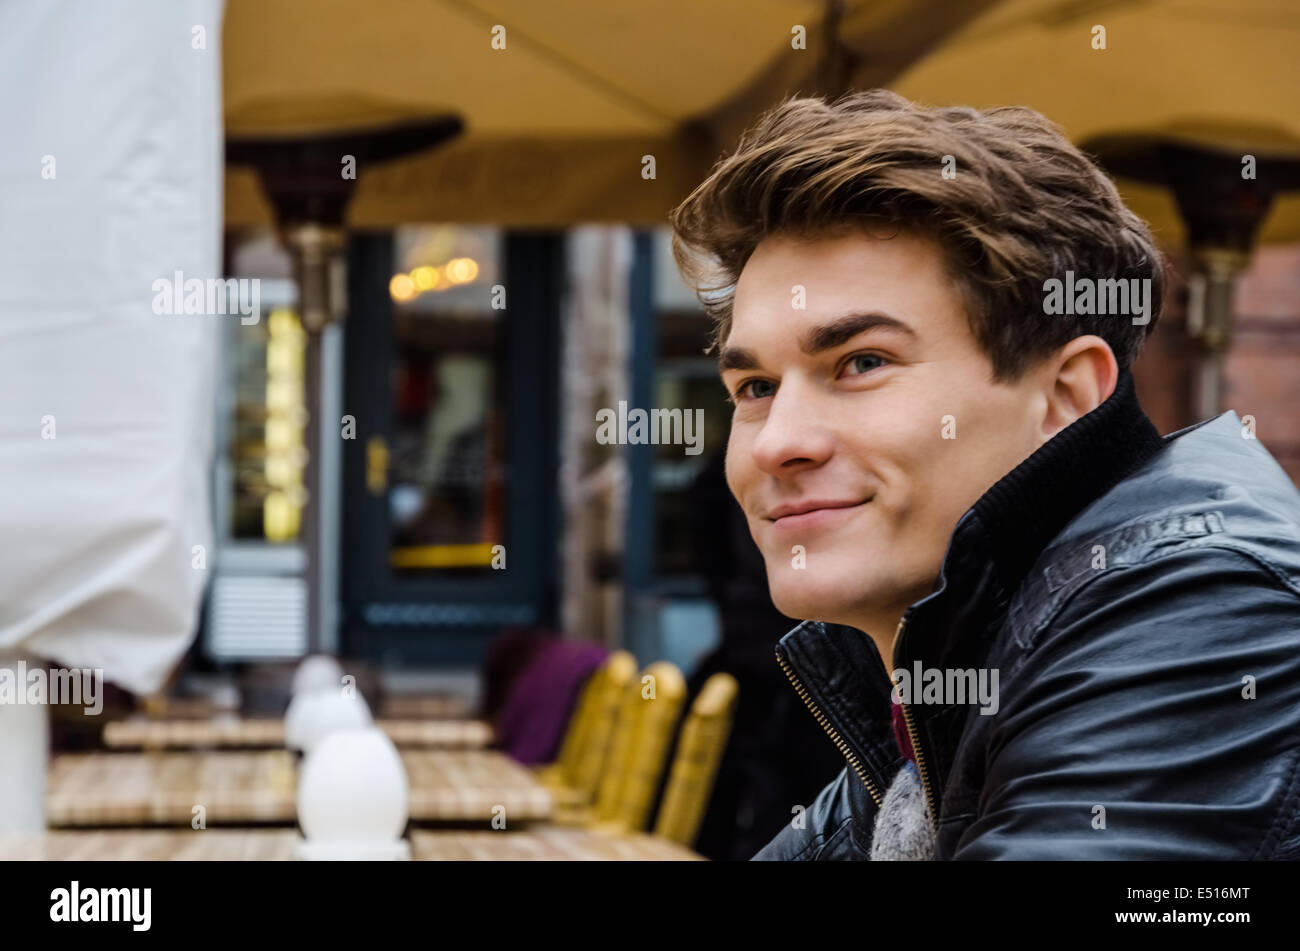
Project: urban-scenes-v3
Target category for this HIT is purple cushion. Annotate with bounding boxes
[494,640,609,765]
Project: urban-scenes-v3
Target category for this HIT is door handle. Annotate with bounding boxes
[366,436,389,495]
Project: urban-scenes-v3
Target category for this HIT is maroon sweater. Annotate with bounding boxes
[890,700,916,763]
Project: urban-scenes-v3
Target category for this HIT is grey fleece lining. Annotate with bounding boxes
[870,761,935,860]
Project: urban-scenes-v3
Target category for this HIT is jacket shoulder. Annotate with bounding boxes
[1010,411,1300,642]
[966,542,1300,859]
[751,766,876,860]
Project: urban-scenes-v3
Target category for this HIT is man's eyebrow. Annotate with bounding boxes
[717,345,761,373]
[717,312,915,374]
[800,312,915,356]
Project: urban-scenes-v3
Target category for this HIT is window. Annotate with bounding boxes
[385,226,506,573]
[222,233,305,544]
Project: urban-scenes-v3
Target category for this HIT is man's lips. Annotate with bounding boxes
[765,498,870,525]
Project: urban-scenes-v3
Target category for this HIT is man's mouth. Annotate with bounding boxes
[765,498,871,530]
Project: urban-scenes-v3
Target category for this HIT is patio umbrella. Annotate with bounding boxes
[888,0,1300,245]
[221,0,999,227]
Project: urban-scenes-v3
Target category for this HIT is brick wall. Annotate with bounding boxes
[1133,243,1300,486]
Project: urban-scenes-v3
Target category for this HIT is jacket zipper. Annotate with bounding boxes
[777,650,884,808]
[893,616,939,831]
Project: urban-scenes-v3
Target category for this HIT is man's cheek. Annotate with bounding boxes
[723,431,751,493]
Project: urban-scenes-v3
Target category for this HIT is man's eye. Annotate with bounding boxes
[843,353,887,376]
[734,379,777,401]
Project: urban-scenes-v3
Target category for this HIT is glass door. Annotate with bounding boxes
[342,228,561,666]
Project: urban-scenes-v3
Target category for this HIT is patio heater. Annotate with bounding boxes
[227,116,463,655]
[1084,135,1300,421]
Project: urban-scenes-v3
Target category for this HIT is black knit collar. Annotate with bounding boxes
[904,368,1166,662]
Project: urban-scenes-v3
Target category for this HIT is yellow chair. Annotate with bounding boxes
[653,672,740,848]
[557,660,687,832]
[536,650,637,809]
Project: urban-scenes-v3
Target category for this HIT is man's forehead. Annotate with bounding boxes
[740,228,938,276]
[735,232,945,313]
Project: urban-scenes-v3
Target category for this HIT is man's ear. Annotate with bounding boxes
[1040,336,1119,440]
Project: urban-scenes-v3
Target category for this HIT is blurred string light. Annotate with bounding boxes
[264,308,307,542]
[444,256,478,283]
[389,272,415,302]
[411,265,437,290]
[388,257,479,302]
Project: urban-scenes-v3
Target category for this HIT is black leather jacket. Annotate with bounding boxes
[755,372,1300,859]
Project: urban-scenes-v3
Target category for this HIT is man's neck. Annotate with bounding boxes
[870,629,896,678]
[855,611,906,676]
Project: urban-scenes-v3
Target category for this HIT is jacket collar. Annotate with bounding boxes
[776,368,1167,794]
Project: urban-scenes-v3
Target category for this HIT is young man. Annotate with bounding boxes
[670,90,1300,860]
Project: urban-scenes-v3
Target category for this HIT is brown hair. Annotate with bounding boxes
[670,89,1164,380]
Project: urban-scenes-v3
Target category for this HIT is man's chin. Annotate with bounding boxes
[768,580,864,627]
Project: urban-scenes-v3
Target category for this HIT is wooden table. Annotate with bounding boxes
[0,828,702,861]
[102,717,493,750]
[410,828,703,861]
[403,750,553,823]
[142,694,475,722]
[46,749,552,827]
[47,751,298,826]
[382,695,474,720]
[0,830,301,860]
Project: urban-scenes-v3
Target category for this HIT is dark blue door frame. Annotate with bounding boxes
[623,231,657,660]
[341,230,561,667]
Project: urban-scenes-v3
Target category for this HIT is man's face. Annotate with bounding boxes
[721,229,1048,638]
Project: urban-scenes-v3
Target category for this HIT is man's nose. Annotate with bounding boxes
[751,380,835,475]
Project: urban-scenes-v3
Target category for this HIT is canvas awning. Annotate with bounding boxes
[222,0,998,227]
[889,0,1300,245]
